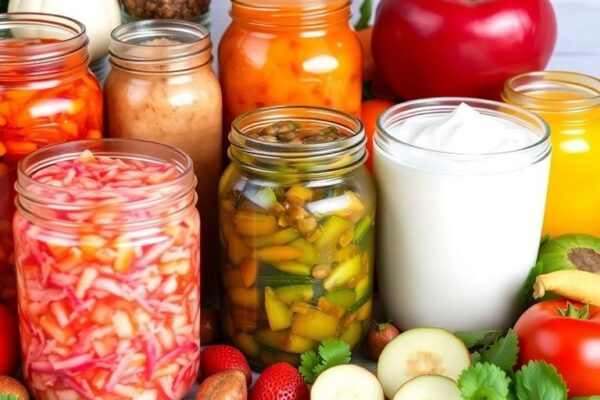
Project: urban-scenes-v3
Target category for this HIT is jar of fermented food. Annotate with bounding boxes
[14,139,200,400]
[219,106,375,367]
[218,0,362,131]
[503,71,600,237]
[119,0,211,28]
[0,13,103,311]
[105,20,222,305]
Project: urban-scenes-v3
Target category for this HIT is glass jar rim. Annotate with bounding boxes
[229,105,367,177]
[503,71,600,113]
[16,139,196,217]
[109,19,212,71]
[375,97,551,175]
[230,0,351,27]
[0,12,89,76]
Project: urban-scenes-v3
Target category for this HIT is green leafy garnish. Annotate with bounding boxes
[515,361,567,400]
[455,330,503,350]
[458,362,511,400]
[478,329,519,373]
[354,0,373,30]
[298,338,351,384]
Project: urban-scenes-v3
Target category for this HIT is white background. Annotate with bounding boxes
[209,0,600,77]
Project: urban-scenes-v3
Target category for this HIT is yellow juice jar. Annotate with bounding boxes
[503,71,600,237]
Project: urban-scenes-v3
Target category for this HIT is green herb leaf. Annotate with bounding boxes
[458,362,511,400]
[354,0,373,30]
[480,329,519,372]
[298,350,319,384]
[515,361,568,400]
[298,338,351,384]
[455,330,503,349]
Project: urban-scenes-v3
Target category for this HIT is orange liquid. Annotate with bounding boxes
[528,91,600,237]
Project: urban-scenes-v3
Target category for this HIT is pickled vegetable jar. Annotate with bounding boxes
[218,0,362,131]
[14,139,200,399]
[219,106,375,367]
[503,71,600,237]
[105,20,222,306]
[0,13,103,311]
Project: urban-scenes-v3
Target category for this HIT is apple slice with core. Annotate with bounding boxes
[377,327,470,399]
[393,375,462,400]
[311,364,384,400]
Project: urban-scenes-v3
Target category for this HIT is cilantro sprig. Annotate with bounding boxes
[299,338,351,384]
[456,330,569,400]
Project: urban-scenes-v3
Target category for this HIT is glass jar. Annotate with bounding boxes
[375,98,550,331]
[219,106,375,368]
[218,0,362,131]
[14,139,200,400]
[0,13,103,312]
[105,20,222,306]
[502,71,600,237]
[119,0,211,28]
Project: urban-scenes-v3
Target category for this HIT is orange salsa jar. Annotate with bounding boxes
[218,0,362,130]
[503,71,600,237]
[0,13,103,310]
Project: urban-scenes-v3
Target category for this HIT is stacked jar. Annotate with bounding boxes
[218,0,362,134]
[219,106,375,367]
[104,20,222,306]
[0,13,103,311]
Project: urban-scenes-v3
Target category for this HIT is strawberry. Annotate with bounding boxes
[367,321,401,361]
[250,362,310,400]
[200,344,252,385]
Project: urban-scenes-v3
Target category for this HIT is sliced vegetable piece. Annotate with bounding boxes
[354,215,373,243]
[264,287,293,331]
[314,216,352,249]
[393,375,461,400]
[339,321,362,349]
[234,212,278,237]
[250,228,299,248]
[324,288,356,310]
[324,254,361,290]
[272,261,311,276]
[274,285,314,305]
[254,329,317,354]
[256,246,303,263]
[291,308,339,341]
[377,328,471,399]
[290,238,318,265]
[311,364,384,400]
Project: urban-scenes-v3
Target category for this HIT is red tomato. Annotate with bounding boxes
[514,299,600,397]
[372,0,557,100]
[0,303,19,375]
[361,99,395,172]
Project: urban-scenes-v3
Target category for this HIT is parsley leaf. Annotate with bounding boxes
[354,0,373,30]
[455,330,503,350]
[515,361,567,400]
[458,362,511,400]
[298,350,319,384]
[479,329,519,372]
[298,338,351,384]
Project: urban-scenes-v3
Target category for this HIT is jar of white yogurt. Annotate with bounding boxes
[374,98,551,331]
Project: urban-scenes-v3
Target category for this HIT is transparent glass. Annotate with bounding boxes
[503,71,600,237]
[219,106,375,368]
[375,98,551,331]
[119,0,211,28]
[218,0,362,131]
[105,20,222,305]
[14,139,200,400]
[0,13,103,311]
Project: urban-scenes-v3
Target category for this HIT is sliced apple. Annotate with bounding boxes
[377,328,470,399]
[311,364,384,400]
[393,375,461,400]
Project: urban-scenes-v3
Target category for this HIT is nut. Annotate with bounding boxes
[196,370,247,400]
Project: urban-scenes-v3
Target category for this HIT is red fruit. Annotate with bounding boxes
[250,362,309,400]
[200,345,252,386]
[0,303,19,375]
[367,321,401,361]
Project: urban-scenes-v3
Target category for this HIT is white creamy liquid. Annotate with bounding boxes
[375,103,550,331]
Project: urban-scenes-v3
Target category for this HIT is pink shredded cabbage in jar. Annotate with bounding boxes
[14,150,200,400]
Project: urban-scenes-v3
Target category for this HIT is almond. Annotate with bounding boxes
[196,369,248,400]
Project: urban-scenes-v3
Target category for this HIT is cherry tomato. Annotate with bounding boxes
[361,99,395,172]
[0,303,19,375]
[514,299,600,397]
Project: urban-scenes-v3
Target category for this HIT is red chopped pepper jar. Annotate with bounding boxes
[0,13,103,311]
[14,139,200,399]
